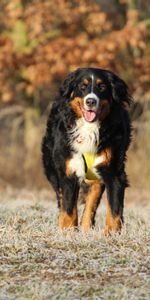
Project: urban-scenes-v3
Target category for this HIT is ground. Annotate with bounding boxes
[0,187,150,300]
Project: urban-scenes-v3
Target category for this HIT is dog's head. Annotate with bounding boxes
[59,68,131,123]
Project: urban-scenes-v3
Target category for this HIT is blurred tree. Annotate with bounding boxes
[0,0,149,187]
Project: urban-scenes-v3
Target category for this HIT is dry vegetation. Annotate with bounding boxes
[0,0,150,188]
[0,188,150,300]
[0,2,149,299]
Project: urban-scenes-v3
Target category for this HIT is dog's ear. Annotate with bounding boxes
[106,71,132,106]
[59,68,80,98]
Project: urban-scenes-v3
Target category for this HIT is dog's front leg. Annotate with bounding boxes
[101,171,126,235]
[59,153,86,230]
[81,180,104,232]
[59,175,79,229]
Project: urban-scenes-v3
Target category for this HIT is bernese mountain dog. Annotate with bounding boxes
[42,68,132,234]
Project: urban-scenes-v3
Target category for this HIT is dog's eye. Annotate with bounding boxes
[81,79,89,90]
[99,84,106,92]
[81,84,87,90]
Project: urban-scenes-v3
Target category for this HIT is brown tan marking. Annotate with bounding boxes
[59,207,78,229]
[104,148,112,166]
[70,97,83,118]
[95,147,112,167]
[104,204,122,235]
[66,159,71,177]
[96,78,103,85]
[59,192,78,229]
[83,79,89,85]
[81,180,102,232]
[99,99,110,121]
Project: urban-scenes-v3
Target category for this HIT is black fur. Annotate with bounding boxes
[42,68,132,227]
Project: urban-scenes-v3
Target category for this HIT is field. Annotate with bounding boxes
[0,187,150,300]
[0,2,149,299]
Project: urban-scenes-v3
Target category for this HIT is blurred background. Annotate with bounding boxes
[0,0,149,190]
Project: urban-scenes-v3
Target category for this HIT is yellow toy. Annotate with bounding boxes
[83,153,97,180]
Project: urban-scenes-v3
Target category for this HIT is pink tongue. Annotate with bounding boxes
[84,110,96,122]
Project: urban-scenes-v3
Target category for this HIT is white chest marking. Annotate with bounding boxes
[67,153,86,183]
[70,119,100,154]
[68,151,106,182]
[93,154,106,166]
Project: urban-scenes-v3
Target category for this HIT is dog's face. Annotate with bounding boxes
[60,68,131,123]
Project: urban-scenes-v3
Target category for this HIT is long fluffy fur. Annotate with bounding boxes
[42,67,132,230]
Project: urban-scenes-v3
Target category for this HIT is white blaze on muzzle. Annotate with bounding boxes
[84,93,100,110]
[82,74,100,122]
[83,93,100,122]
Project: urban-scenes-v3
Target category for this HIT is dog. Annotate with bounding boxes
[42,68,132,234]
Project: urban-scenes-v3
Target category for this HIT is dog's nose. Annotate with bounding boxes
[86,98,97,107]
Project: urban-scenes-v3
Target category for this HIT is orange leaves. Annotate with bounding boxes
[85,12,112,35]
[124,22,147,51]
[23,63,52,88]
[0,0,149,104]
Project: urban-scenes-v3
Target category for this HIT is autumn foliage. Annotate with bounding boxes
[0,0,149,106]
[0,0,149,187]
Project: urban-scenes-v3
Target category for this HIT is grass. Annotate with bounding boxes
[0,188,150,300]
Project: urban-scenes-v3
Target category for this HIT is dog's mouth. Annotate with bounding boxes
[82,93,100,122]
[77,97,105,123]
[82,108,97,122]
